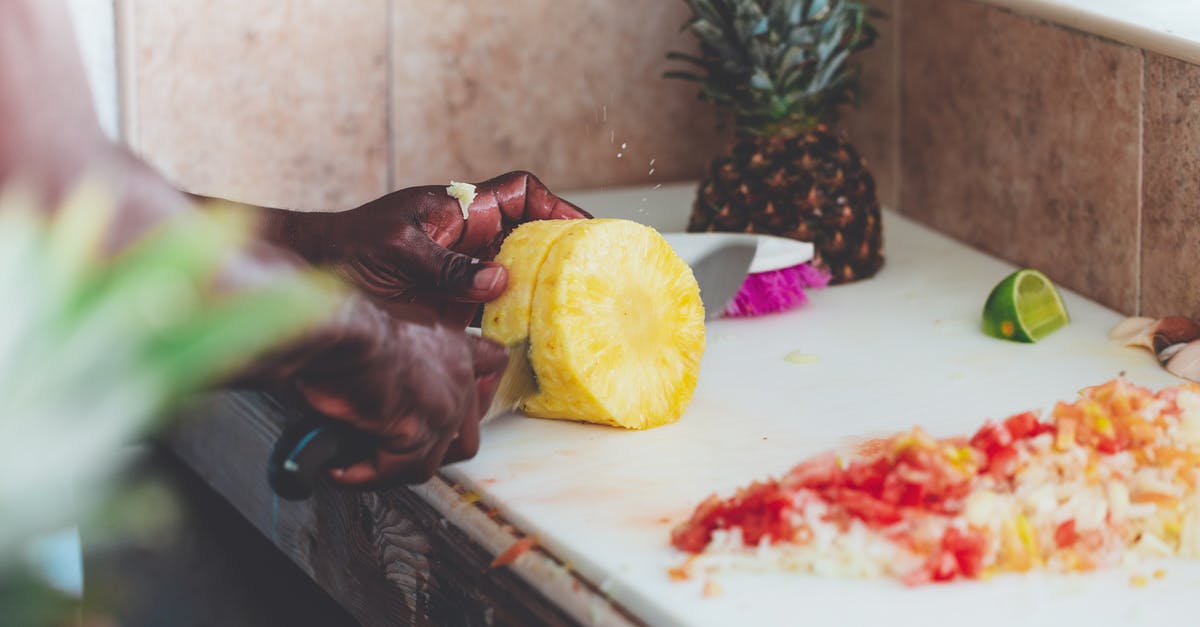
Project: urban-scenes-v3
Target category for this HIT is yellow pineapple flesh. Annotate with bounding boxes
[482,219,705,429]
[483,219,578,345]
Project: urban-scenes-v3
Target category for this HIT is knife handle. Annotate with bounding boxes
[267,413,372,501]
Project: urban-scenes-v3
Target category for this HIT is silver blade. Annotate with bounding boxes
[690,242,758,320]
[481,339,535,423]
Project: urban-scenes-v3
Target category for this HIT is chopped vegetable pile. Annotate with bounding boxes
[672,379,1200,584]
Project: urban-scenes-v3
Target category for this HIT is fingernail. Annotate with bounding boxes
[330,468,344,478]
[473,266,503,293]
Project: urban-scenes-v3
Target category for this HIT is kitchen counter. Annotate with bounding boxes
[167,184,1195,627]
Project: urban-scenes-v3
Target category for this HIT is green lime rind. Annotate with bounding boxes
[981,269,1070,343]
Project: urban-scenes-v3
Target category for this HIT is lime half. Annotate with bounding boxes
[981,269,1069,342]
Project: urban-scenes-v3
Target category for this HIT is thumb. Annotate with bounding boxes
[467,334,509,377]
[393,226,509,302]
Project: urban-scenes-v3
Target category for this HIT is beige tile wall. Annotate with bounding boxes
[844,0,899,212]
[116,0,1200,316]
[1142,53,1200,319]
[900,0,1142,314]
[121,0,391,209]
[896,0,1200,317]
[117,0,897,212]
[385,1,727,192]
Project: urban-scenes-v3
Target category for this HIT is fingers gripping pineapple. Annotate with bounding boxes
[668,0,884,284]
[482,220,706,429]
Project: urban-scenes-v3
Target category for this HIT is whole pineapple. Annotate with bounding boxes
[668,0,884,283]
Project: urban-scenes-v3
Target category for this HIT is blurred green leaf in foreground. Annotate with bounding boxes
[0,179,341,623]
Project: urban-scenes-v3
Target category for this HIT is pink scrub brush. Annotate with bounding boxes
[663,232,829,318]
[723,258,830,317]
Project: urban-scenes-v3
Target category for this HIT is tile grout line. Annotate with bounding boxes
[891,0,902,213]
[1135,50,1145,316]
[384,0,396,193]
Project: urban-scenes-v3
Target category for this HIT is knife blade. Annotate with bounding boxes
[661,234,760,319]
[482,338,534,423]
[691,242,758,320]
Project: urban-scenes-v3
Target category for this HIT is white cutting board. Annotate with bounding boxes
[444,184,1193,627]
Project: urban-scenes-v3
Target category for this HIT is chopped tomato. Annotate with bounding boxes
[985,446,1021,480]
[942,526,987,578]
[844,457,890,495]
[782,452,841,490]
[1004,411,1048,440]
[671,520,714,554]
[970,420,1013,456]
[973,412,1048,462]
[1054,520,1078,548]
[827,488,903,526]
[906,526,987,584]
[491,536,537,568]
[670,495,724,553]
[670,483,798,553]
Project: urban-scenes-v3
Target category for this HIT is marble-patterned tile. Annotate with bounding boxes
[841,0,899,210]
[123,0,389,209]
[1141,52,1200,318]
[388,0,727,193]
[900,0,1142,313]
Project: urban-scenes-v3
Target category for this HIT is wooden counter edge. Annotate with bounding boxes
[164,389,643,627]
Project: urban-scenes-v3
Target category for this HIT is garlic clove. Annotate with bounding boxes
[1110,317,1157,349]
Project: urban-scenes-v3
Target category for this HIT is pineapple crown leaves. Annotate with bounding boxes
[0,179,341,569]
[665,0,881,136]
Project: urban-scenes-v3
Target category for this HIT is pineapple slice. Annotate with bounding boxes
[483,219,579,345]
[482,219,705,429]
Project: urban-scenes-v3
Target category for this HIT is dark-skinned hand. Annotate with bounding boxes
[263,170,591,327]
[245,295,510,486]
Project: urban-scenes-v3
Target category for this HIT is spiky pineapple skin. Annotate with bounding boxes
[688,125,883,284]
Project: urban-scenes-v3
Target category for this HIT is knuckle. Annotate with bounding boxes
[437,251,476,289]
[384,417,425,451]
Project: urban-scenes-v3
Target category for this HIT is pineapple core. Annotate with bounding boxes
[445,181,477,219]
[482,219,705,429]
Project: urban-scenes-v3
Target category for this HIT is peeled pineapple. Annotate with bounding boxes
[482,219,705,429]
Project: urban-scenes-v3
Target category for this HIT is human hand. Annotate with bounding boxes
[269,171,590,326]
[249,296,509,485]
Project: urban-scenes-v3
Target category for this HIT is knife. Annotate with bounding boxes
[266,240,756,500]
